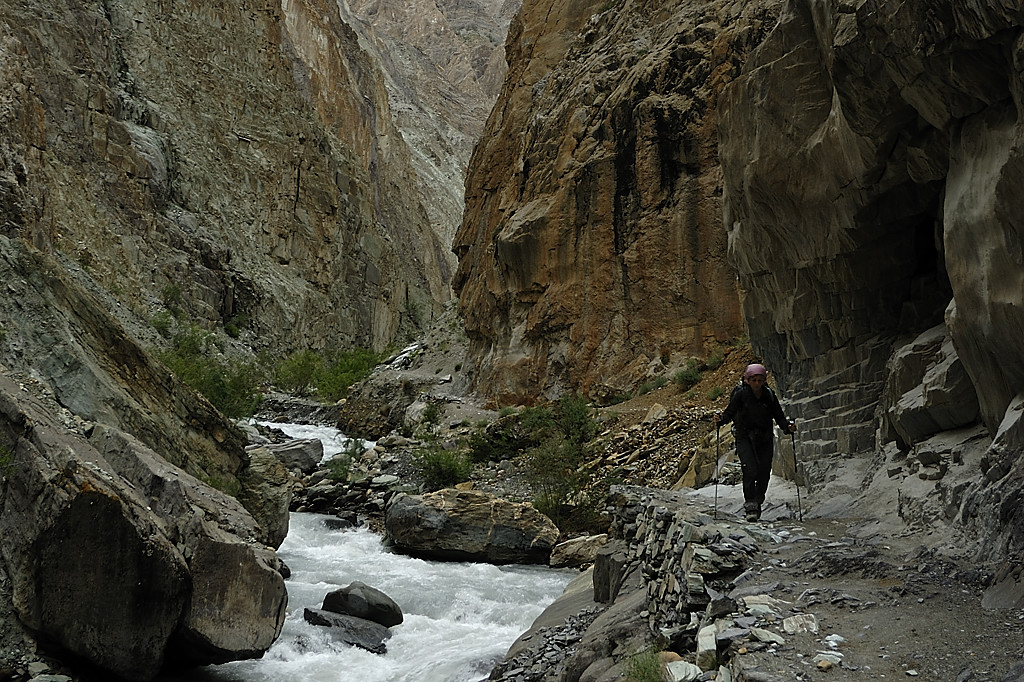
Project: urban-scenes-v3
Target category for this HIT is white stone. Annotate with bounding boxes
[666,660,703,682]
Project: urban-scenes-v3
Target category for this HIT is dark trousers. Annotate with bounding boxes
[737,435,774,507]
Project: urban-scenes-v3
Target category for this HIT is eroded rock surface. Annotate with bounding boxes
[718,0,1024,559]
[454,0,779,403]
[0,373,286,679]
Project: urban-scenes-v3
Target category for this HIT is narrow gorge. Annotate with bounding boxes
[1,0,1023,680]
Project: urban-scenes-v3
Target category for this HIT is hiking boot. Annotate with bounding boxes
[743,502,760,522]
[744,509,758,522]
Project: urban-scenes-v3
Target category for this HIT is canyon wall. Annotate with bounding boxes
[454,0,780,404]
[718,0,1024,559]
[1,0,452,358]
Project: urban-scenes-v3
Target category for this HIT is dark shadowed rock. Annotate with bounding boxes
[323,581,403,628]
[384,489,559,564]
[0,375,287,680]
[303,608,391,655]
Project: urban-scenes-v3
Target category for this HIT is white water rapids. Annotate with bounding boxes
[173,423,574,682]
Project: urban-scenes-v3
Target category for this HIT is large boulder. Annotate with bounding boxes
[0,374,287,680]
[323,581,403,628]
[881,323,980,448]
[302,608,391,655]
[384,489,560,564]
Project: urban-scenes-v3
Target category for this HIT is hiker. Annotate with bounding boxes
[713,363,796,521]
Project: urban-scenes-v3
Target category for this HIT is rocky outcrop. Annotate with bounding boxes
[0,372,286,679]
[384,488,560,563]
[718,0,1024,559]
[454,0,779,403]
[0,0,450,359]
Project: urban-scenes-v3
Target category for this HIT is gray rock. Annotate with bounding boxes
[265,438,324,474]
[384,489,559,564]
[0,377,286,679]
[550,534,609,569]
[302,608,391,655]
[323,581,403,627]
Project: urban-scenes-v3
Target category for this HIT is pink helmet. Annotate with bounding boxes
[744,363,767,378]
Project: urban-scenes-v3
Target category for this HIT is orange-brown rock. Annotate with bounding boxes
[454,0,780,404]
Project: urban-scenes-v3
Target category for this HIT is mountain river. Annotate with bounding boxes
[169,423,574,682]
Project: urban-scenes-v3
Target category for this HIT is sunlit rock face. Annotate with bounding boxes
[454,0,779,404]
[719,1,1024,557]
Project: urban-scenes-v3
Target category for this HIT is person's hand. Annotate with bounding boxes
[713,413,722,424]
[788,423,797,434]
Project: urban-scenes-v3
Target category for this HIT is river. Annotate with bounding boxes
[173,423,574,682]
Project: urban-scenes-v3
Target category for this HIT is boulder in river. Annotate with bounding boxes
[384,489,560,564]
[323,581,404,627]
[303,608,391,655]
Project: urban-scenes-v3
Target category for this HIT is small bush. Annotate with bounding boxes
[637,376,668,396]
[414,444,472,491]
[705,345,725,370]
[422,401,442,426]
[556,394,596,445]
[672,366,702,390]
[151,310,174,338]
[275,350,323,395]
[0,441,14,475]
[315,348,383,402]
[625,647,667,682]
[707,386,725,401]
[325,455,352,482]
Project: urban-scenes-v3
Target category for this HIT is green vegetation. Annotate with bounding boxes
[157,325,262,419]
[672,358,703,390]
[151,309,173,338]
[414,443,472,491]
[624,648,667,682]
[707,386,725,401]
[421,401,442,428]
[273,348,382,402]
[637,376,668,396]
[525,394,604,532]
[325,439,362,482]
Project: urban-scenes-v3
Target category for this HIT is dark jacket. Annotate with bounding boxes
[719,382,791,442]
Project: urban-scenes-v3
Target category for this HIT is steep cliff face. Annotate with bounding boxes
[719,1,1024,559]
[454,0,779,404]
[0,0,448,356]
[340,0,521,249]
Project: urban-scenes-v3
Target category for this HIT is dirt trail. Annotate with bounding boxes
[699,480,1024,681]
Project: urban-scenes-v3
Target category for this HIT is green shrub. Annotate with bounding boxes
[672,366,702,390]
[325,454,352,482]
[151,310,173,338]
[0,441,14,475]
[707,386,725,401]
[625,647,667,682]
[275,350,323,395]
[637,376,668,396]
[414,444,472,491]
[556,394,596,445]
[157,326,262,419]
[705,346,725,370]
[422,401,442,426]
[315,348,382,402]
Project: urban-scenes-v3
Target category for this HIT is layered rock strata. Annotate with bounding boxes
[0,0,449,357]
[718,0,1024,558]
[455,0,780,403]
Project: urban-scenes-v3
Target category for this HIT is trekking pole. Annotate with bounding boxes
[791,429,803,521]
[714,423,720,520]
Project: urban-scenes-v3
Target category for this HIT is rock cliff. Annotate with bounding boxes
[454,0,779,403]
[1,0,450,355]
[0,0,512,677]
[718,0,1024,559]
